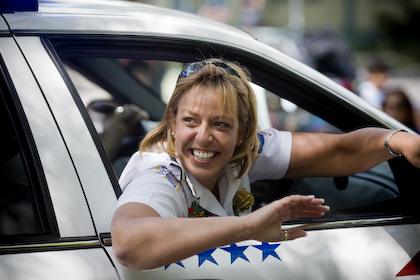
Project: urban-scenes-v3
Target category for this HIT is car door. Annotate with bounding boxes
[43,34,420,280]
[0,34,119,279]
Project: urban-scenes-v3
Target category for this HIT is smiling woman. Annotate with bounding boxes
[110,58,420,270]
[111,58,329,269]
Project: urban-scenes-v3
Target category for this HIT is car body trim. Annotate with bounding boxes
[284,216,405,231]
[0,15,11,33]
[89,217,409,253]
[0,237,102,255]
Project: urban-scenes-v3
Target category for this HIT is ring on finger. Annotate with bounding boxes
[284,230,288,241]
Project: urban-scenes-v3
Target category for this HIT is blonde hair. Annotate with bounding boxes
[139,58,259,179]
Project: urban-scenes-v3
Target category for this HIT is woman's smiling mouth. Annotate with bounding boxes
[191,149,217,161]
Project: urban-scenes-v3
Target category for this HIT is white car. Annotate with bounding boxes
[0,1,419,279]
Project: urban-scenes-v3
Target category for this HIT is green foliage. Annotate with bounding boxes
[377,2,420,57]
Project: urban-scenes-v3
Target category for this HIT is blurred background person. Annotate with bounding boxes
[87,100,149,176]
[382,89,418,132]
[197,1,231,24]
[240,0,266,31]
[358,59,390,108]
[300,29,357,92]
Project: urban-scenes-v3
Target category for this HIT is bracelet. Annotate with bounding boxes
[384,129,406,157]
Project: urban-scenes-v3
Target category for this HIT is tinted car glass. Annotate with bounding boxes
[63,57,181,176]
[0,70,53,238]
[0,102,37,235]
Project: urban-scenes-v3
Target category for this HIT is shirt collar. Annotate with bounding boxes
[170,157,244,217]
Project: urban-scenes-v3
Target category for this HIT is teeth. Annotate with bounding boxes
[193,150,216,161]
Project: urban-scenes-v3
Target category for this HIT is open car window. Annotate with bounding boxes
[49,36,418,228]
[265,91,342,134]
[63,58,181,177]
[252,92,399,212]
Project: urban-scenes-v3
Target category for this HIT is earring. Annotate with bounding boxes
[171,132,174,136]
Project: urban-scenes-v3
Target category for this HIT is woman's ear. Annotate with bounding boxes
[236,131,244,146]
[236,138,243,146]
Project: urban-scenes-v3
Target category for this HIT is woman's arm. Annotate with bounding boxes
[111,195,329,270]
[285,127,420,178]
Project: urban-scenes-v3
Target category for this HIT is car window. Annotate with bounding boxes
[0,78,52,238]
[252,91,399,212]
[0,112,35,235]
[51,37,403,222]
[63,58,181,177]
[265,91,341,133]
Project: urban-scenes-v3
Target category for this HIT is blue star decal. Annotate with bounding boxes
[253,242,281,261]
[221,244,250,264]
[165,261,185,269]
[197,248,218,267]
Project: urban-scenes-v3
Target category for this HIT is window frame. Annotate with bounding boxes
[47,34,420,229]
[0,35,100,246]
[0,54,59,243]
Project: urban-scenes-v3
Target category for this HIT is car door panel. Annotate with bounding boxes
[116,225,420,280]
[0,36,119,280]
[0,248,118,280]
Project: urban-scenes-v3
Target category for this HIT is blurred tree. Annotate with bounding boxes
[377,2,420,57]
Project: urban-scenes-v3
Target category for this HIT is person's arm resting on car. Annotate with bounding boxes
[111,195,328,270]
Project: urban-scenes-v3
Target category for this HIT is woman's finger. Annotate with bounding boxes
[282,229,307,241]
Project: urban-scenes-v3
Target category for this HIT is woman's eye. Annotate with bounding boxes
[214,122,230,129]
[183,117,197,125]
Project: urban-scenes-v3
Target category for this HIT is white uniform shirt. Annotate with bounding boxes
[358,80,385,108]
[117,128,292,217]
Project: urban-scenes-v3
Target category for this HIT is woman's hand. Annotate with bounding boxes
[112,195,329,270]
[100,104,149,159]
[245,195,329,243]
[112,104,150,132]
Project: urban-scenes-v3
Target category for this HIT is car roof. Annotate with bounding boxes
[0,1,350,81]
[0,0,307,80]
[2,0,250,38]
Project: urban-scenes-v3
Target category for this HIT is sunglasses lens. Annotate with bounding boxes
[212,62,241,78]
[180,61,241,79]
[180,62,206,78]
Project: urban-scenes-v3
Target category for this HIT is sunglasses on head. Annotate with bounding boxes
[180,61,241,79]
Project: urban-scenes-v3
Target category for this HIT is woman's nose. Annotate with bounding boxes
[196,124,213,143]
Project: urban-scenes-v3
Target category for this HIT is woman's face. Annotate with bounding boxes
[171,87,241,190]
